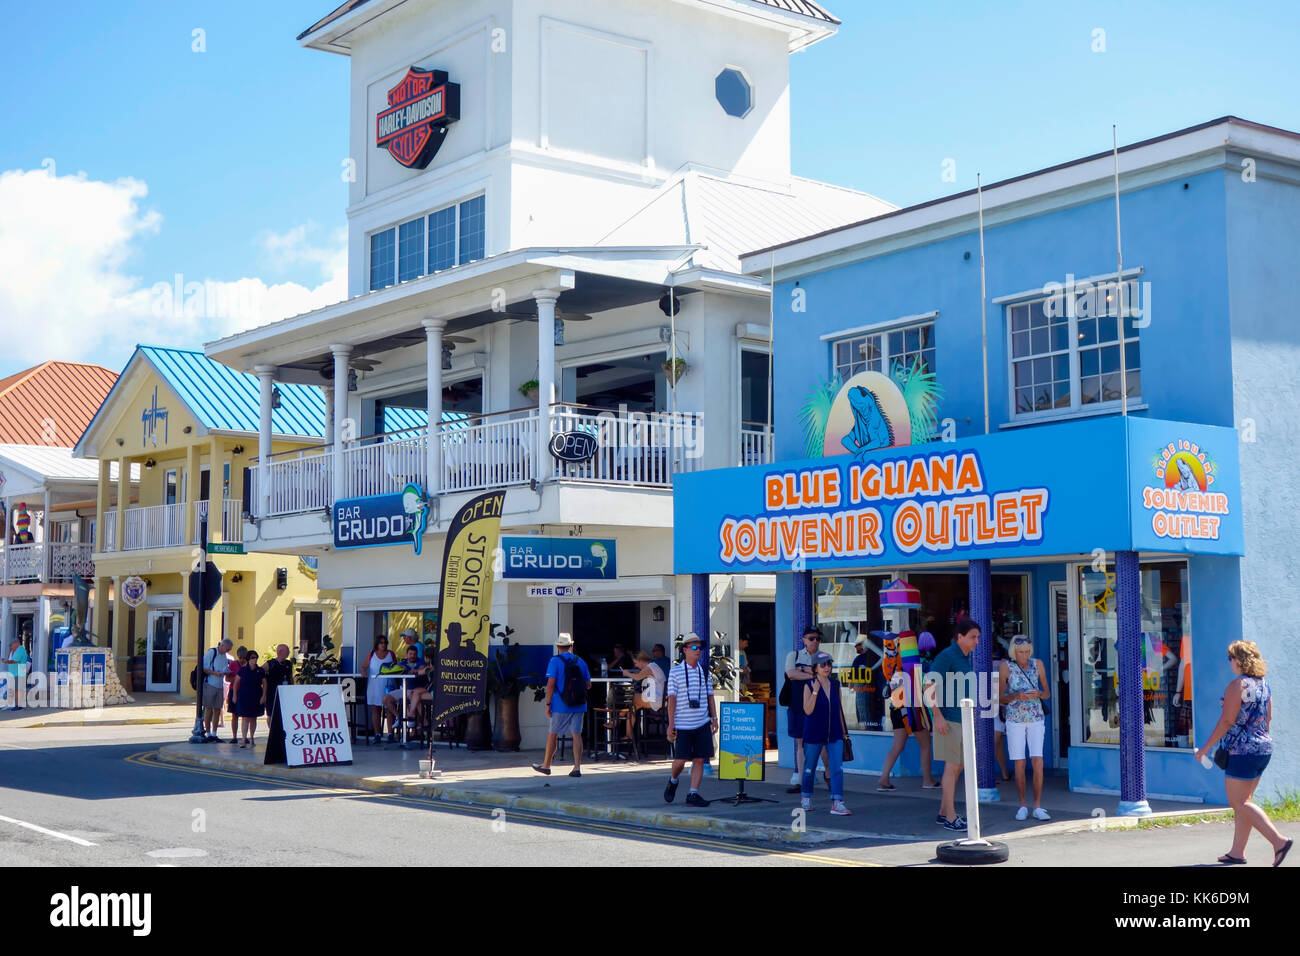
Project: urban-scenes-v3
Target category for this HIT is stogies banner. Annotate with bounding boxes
[433,491,506,721]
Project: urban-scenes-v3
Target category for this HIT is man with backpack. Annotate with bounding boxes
[533,632,591,778]
[200,639,234,742]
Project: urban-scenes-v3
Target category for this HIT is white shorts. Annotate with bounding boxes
[1006,719,1045,760]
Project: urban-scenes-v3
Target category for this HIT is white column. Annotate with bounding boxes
[41,488,51,582]
[323,386,335,447]
[255,365,275,519]
[535,290,559,483]
[1,597,10,649]
[330,344,352,503]
[423,319,446,496]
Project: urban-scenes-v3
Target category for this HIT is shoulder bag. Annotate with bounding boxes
[1011,658,1049,716]
[834,679,854,761]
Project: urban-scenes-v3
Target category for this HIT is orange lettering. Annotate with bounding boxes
[955,453,983,493]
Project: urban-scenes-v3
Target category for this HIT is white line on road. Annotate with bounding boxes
[0,814,98,847]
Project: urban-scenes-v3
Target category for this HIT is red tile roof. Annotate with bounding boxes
[0,362,118,446]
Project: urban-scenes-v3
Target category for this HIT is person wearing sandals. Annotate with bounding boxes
[800,652,851,816]
[232,651,265,749]
[1195,641,1292,867]
[876,676,939,792]
[999,634,1050,821]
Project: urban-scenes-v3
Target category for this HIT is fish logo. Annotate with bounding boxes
[401,484,430,555]
[590,542,609,577]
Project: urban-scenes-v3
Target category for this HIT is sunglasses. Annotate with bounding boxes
[684,644,702,651]
[1012,637,1032,645]
[817,661,833,668]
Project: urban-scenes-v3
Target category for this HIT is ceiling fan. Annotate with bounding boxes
[319,356,381,379]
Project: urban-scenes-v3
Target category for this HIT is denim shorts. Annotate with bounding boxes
[549,710,585,735]
[1224,752,1271,780]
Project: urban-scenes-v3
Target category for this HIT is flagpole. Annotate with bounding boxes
[977,174,989,435]
[1113,125,1129,417]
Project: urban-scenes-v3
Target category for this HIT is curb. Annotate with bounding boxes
[18,717,185,729]
[996,805,1232,840]
[154,747,862,845]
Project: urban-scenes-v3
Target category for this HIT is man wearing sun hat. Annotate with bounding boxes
[664,633,718,807]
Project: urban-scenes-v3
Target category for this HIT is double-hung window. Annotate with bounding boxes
[1008,278,1141,419]
[368,195,487,292]
[832,320,936,382]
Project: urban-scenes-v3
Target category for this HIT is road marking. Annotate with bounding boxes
[0,813,97,847]
[125,751,876,867]
[146,847,208,858]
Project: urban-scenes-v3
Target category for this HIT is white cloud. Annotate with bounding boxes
[0,168,345,374]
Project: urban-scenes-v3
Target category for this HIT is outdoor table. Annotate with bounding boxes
[589,676,634,758]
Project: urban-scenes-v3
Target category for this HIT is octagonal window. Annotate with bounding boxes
[715,68,752,119]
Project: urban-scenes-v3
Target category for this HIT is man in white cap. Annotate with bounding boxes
[664,633,718,807]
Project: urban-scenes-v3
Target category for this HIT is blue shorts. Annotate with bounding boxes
[1224,752,1271,780]
[549,710,585,735]
[672,723,714,760]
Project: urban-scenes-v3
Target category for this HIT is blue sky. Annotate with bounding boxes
[0,0,1297,377]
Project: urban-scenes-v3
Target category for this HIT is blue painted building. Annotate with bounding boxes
[674,117,1300,807]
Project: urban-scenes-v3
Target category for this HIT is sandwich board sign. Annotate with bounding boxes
[276,686,353,767]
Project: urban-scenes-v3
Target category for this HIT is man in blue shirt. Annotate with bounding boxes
[533,632,591,778]
[925,619,980,831]
[3,637,30,711]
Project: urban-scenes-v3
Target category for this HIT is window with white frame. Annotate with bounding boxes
[369,195,487,292]
[1008,278,1141,418]
[832,321,935,382]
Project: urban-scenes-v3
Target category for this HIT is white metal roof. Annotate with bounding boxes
[598,170,896,274]
[0,444,138,484]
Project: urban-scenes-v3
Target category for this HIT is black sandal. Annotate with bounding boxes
[1275,839,1294,868]
[1217,853,1247,865]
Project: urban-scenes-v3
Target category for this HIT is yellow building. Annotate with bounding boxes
[74,347,340,694]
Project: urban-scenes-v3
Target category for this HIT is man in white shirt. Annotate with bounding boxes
[663,633,718,808]
[201,639,233,742]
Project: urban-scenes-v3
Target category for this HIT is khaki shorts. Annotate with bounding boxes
[202,684,223,709]
[933,722,964,767]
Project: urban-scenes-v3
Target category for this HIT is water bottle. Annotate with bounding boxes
[601,657,608,677]
[1200,753,1214,770]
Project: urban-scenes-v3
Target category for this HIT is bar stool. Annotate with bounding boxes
[593,683,636,760]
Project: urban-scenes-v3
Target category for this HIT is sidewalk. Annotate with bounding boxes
[155,738,1226,845]
[0,692,197,729]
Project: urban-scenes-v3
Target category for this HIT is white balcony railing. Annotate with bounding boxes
[1,542,94,583]
[254,450,333,520]
[444,412,537,494]
[549,407,704,486]
[122,502,187,551]
[250,407,707,520]
[193,499,243,544]
[101,509,117,552]
[740,423,774,466]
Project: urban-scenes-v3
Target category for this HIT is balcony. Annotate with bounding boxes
[100,500,244,553]
[1,542,95,585]
[740,422,774,466]
[251,406,707,520]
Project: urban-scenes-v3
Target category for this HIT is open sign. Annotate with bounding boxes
[549,431,598,462]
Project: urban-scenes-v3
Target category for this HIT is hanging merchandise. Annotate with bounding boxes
[12,503,34,543]
[879,577,921,610]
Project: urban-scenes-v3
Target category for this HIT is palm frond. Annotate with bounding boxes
[892,358,944,443]
[798,375,841,458]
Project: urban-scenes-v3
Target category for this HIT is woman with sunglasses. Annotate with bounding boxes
[801,652,850,815]
[999,633,1050,821]
[1195,641,1291,867]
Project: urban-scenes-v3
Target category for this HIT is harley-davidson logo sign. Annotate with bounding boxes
[376,66,461,169]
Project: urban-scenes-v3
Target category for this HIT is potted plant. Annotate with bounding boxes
[129,636,147,693]
[518,379,540,403]
[486,624,546,751]
[662,357,688,386]
[295,634,341,684]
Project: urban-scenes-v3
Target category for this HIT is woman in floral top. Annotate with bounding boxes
[1195,641,1292,867]
[998,635,1050,822]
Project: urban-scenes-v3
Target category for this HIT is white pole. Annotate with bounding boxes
[1113,125,1129,417]
[959,697,991,845]
[977,175,990,435]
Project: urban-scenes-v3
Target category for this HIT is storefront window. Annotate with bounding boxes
[814,574,888,731]
[1078,560,1192,749]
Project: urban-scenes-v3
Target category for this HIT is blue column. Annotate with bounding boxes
[691,572,713,775]
[968,558,999,802]
[792,571,813,652]
[1116,550,1151,815]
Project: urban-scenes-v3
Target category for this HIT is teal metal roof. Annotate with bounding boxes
[140,346,325,438]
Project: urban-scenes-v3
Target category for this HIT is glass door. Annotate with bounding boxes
[146,610,179,691]
[1049,581,1070,768]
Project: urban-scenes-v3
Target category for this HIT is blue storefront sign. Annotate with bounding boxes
[674,417,1242,573]
[500,536,617,580]
[333,483,430,554]
[80,650,107,687]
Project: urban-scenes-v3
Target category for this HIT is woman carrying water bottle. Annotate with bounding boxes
[1195,641,1292,867]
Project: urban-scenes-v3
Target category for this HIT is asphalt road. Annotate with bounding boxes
[1,724,1296,870]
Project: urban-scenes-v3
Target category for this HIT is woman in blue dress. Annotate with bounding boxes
[233,651,266,749]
